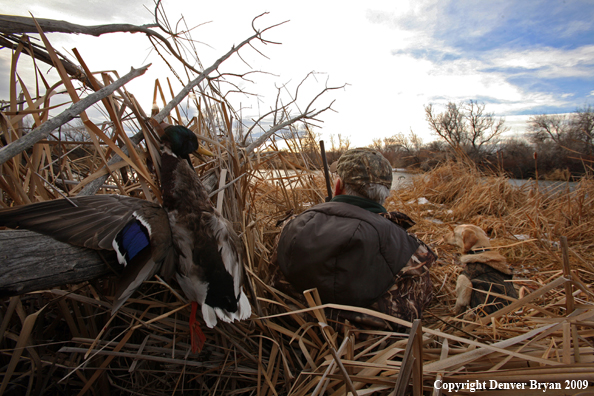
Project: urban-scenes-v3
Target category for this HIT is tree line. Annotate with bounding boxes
[33,99,587,182]
[363,101,593,180]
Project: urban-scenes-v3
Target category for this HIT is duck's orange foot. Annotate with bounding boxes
[189,302,206,353]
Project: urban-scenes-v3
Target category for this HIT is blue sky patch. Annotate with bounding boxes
[378,0,594,116]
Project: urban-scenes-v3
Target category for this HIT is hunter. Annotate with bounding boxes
[272,148,436,331]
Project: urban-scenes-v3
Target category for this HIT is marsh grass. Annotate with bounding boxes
[2,25,594,396]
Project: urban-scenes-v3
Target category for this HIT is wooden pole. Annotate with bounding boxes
[320,140,332,202]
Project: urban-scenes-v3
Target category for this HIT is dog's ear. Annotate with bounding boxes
[461,228,479,252]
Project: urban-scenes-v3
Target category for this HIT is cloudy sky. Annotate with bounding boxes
[1,0,593,147]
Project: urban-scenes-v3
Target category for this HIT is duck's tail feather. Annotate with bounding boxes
[212,289,252,324]
[202,303,218,328]
[214,307,235,323]
[237,289,252,320]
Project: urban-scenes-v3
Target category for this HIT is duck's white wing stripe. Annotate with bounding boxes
[112,239,127,265]
[132,211,153,236]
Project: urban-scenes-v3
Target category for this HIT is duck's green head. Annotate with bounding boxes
[162,125,213,161]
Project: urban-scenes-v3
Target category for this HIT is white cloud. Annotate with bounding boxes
[484,46,594,78]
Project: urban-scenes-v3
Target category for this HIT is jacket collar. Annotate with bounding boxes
[330,195,387,213]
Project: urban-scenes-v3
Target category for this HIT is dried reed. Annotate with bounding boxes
[1,13,594,396]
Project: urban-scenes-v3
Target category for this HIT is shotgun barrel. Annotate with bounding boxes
[320,140,332,202]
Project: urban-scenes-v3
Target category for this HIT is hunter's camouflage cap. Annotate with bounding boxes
[336,148,392,189]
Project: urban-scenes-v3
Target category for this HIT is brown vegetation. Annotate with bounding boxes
[1,6,594,396]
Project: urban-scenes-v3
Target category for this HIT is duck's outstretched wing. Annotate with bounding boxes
[0,195,177,313]
[0,195,148,249]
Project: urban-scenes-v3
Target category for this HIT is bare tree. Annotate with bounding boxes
[425,102,466,147]
[527,107,594,174]
[370,138,383,151]
[325,133,351,163]
[571,105,594,155]
[527,113,570,145]
[465,100,507,152]
[425,100,508,159]
[366,131,425,168]
[529,107,594,150]
[394,130,423,153]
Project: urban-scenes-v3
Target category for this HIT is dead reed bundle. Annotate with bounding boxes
[2,10,594,396]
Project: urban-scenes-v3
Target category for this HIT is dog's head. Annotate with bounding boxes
[444,224,491,253]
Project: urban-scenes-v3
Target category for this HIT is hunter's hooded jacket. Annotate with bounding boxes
[276,200,419,308]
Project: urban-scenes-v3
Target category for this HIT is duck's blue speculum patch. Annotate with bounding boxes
[115,220,150,262]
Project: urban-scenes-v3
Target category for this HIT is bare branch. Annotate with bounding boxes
[152,17,280,124]
[0,64,150,166]
[79,18,283,196]
[244,81,344,156]
[0,13,204,78]
[0,33,89,84]
[0,15,159,36]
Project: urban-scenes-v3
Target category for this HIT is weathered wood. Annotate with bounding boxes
[0,13,215,87]
[0,230,119,297]
[0,15,158,36]
[0,64,149,167]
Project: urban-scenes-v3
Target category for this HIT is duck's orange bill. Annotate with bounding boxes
[194,147,214,157]
[189,301,206,353]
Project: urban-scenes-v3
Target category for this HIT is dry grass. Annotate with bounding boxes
[3,148,594,395]
[2,15,594,396]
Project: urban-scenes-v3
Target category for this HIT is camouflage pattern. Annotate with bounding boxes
[462,262,518,315]
[336,148,393,189]
[374,213,435,331]
[372,236,436,332]
[270,209,436,332]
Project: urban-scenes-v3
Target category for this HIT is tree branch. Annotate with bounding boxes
[79,15,278,196]
[0,64,150,166]
[0,15,160,36]
[0,34,89,84]
[0,13,206,79]
[152,18,270,124]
